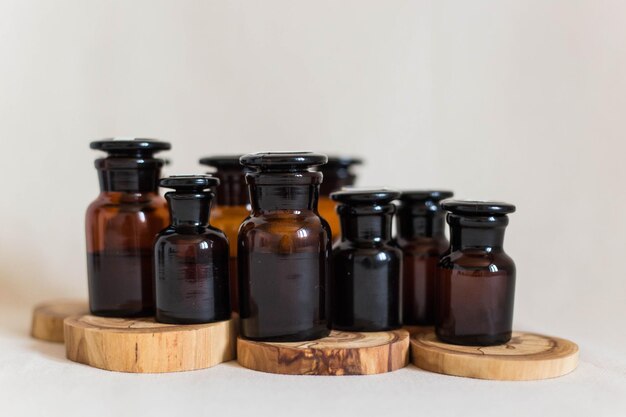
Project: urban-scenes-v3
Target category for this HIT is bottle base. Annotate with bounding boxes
[241,326,330,343]
[435,329,512,346]
[331,323,402,332]
[90,307,154,318]
[156,310,231,325]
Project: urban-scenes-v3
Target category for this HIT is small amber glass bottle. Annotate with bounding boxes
[238,152,331,342]
[396,190,453,326]
[154,175,230,324]
[436,200,516,346]
[317,157,362,241]
[199,156,250,312]
[330,189,402,331]
[86,138,170,317]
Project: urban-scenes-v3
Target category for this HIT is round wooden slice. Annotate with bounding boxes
[64,314,237,373]
[31,300,89,343]
[237,329,409,376]
[411,330,579,381]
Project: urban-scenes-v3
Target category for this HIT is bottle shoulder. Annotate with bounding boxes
[156,226,228,243]
[439,248,515,271]
[87,192,167,214]
[333,241,402,256]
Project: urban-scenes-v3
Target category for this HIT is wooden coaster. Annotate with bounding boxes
[64,314,237,373]
[237,329,409,376]
[31,300,89,343]
[411,330,579,381]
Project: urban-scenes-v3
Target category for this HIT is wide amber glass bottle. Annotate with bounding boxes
[396,190,453,326]
[86,139,170,317]
[154,175,230,324]
[238,152,331,342]
[436,200,516,346]
[317,157,362,241]
[199,155,250,312]
[330,189,402,331]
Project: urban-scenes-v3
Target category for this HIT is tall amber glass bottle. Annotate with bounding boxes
[238,152,331,342]
[86,139,170,317]
[436,200,516,346]
[199,156,250,312]
[155,175,230,324]
[317,157,362,241]
[331,189,402,331]
[396,190,453,326]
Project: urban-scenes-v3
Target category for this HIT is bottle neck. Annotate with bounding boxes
[339,205,394,243]
[319,174,356,196]
[214,169,248,206]
[96,157,162,193]
[166,193,212,228]
[247,172,321,212]
[448,214,508,250]
[396,206,447,239]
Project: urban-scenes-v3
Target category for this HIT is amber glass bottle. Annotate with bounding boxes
[238,152,331,342]
[331,189,402,331]
[199,156,250,312]
[317,157,362,241]
[396,190,453,326]
[86,139,170,317]
[154,175,230,324]
[436,200,516,346]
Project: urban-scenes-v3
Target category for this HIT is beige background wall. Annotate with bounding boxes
[0,0,624,352]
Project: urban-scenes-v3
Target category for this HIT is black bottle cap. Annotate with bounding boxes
[160,175,220,192]
[322,156,363,170]
[240,152,328,171]
[399,190,454,202]
[90,138,171,156]
[199,155,243,169]
[441,200,516,215]
[331,188,401,205]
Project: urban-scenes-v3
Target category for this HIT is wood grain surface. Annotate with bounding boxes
[237,329,410,376]
[31,300,89,343]
[64,314,237,373]
[411,330,579,380]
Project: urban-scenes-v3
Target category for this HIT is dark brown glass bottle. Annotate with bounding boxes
[396,190,453,326]
[199,156,250,312]
[317,157,362,242]
[238,152,331,342]
[154,176,230,324]
[331,189,402,331]
[86,139,170,317]
[436,200,516,346]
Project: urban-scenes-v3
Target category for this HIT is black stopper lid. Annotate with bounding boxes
[322,156,363,170]
[160,175,220,192]
[331,188,401,205]
[199,155,244,169]
[90,138,171,157]
[240,152,327,172]
[398,190,454,202]
[441,200,516,215]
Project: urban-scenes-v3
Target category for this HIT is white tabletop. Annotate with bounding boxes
[2,304,624,417]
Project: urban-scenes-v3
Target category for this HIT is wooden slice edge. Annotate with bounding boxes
[31,300,89,343]
[410,330,579,381]
[64,314,238,373]
[237,329,410,376]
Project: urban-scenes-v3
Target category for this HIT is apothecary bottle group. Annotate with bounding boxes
[330,189,402,331]
[199,156,250,312]
[238,152,332,342]
[154,175,230,324]
[395,190,453,326]
[85,139,170,317]
[436,200,516,346]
